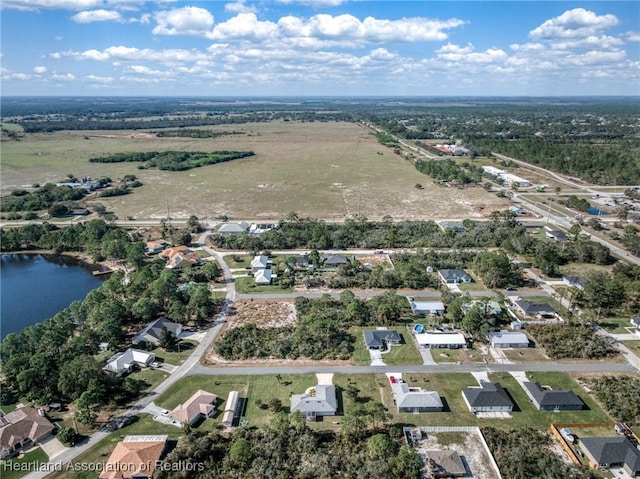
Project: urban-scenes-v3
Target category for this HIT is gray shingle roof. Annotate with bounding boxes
[363,330,401,348]
[290,385,337,415]
[438,269,472,283]
[392,382,443,409]
[523,382,584,409]
[462,382,514,408]
[581,437,640,472]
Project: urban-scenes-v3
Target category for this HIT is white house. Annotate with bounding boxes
[414,332,466,349]
[251,255,269,271]
[411,301,445,315]
[217,222,249,235]
[105,349,155,374]
[254,269,272,285]
[489,331,530,348]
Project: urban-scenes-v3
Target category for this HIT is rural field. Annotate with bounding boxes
[0,121,508,220]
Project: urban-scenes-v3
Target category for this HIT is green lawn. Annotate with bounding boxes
[128,368,169,395]
[151,340,198,365]
[233,276,293,294]
[1,447,49,479]
[622,340,640,356]
[596,318,635,334]
[222,254,252,268]
[430,348,463,364]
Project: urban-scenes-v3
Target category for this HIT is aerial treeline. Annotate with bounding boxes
[527,324,616,360]
[415,158,483,184]
[155,129,242,138]
[469,138,640,185]
[215,292,410,361]
[89,150,254,171]
[483,427,600,479]
[157,413,421,479]
[572,267,640,317]
[582,375,640,423]
[1,183,86,213]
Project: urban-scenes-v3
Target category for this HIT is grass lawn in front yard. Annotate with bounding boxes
[222,254,251,269]
[151,340,198,365]
[457,281,489,293]
[622,340,640,357]
[596,318,636,334]
[430,348,463,364]
[128,368,169,396]
[2,447,49,479]
[233,276,293,294]
[501,347,549,362]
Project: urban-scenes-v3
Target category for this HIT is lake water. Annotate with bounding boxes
[0,254,106,339]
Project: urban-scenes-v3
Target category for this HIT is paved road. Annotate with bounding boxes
[186,361,637,377]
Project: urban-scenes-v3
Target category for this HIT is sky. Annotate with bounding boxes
[1,0,639,96]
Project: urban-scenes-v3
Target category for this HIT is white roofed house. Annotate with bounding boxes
[217,222,249,235]
[254,268,273,285]
[290,385,338,422]
[488,331,530,348]
[105,348,155,375]
[414,332,467,349]
[388,375,443,413]
[251,255,270,271]
[410,301,445,316]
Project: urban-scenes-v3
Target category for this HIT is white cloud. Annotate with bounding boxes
[276,0,347,6]
[53,45,209,64]
[71,9,124,23]
[436,43,507,64]
[85,74,114,83]
[626,31,640,42]
[224,0,256,14]
[1,68,31,80]
[54,35,64,40]
[52,72,75,80]
[211,13,277,41]
[153,6,214,37]
[530,8,618,40]
[33,65,47,73]
[1,0,101,11]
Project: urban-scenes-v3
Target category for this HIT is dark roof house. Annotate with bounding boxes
[546,230,568,241]
[462,382,514,413]
[363,330,401,349]
[513,299,557,318]
[322,255,350,268]
[580,437,640,476]
[438,269,473,284]
[522,382,584,411]
[132,317,182,346]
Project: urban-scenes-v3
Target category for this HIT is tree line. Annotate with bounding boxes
[89,150,255,171]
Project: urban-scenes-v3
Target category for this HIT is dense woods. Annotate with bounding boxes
[482,427,599,479]
[157,414,421,479]
[583,376,640,422]
[527,324,616,360]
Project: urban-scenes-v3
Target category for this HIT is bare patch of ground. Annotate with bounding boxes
[224,299,296,330]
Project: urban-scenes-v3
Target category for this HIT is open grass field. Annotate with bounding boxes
[0,121,508,220]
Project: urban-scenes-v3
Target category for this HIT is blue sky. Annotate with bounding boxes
[1,1,639,96]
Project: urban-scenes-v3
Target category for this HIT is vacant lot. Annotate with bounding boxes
[1,121,508,220]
